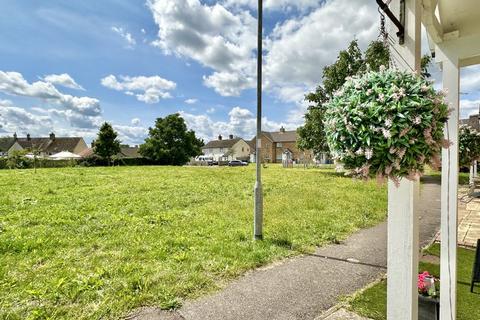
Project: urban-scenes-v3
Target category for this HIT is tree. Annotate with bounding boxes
[139,113,204,165]
[93,122,121,165]
[298,40,390,157]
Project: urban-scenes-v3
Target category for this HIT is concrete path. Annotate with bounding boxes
[129,179,441,320]
[434,185,480,248]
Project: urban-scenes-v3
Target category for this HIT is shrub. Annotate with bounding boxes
[459,125,480,167]
[324,67,450,184]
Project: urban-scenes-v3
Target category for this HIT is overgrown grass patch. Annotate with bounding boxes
[0,165,387,319]
[348,244,478,320]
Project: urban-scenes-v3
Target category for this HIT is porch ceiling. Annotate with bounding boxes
[422,0,480,66]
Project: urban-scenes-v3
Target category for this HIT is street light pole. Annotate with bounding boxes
[254,0,263,240]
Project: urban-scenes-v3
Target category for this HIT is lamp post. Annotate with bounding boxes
[254,0,263,240]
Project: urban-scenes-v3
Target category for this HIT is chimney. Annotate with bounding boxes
[229,134,234,139]
[49,132,55,140]
[280,126,285,133]
[27,133,31,141]
[13,132,17,141]
[218,135,222,140]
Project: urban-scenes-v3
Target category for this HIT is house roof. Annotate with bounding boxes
[249,130,299,146]
[118,146,142,158]
[460,115,480,131]
[0,137,15,152]
[203,138,242,149]
[14,137,83,154]
[78,148,94,158]
[267,130,298,143]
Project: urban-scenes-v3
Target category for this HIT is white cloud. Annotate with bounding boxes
[223,0,321,11]
[111,26,136,48]
[148,0,257,96]
[101,74,176,104]
[0,71,101,128]
[185,98,198,104]
[461,65,480,94]
[180,106,293,141]
[460,99,480,119]
[131,118,141,125]
[265,0,377,92]
[206,107,215,114]
[113,124,148,145]
[43,73,85,90]
[0,100,53,135]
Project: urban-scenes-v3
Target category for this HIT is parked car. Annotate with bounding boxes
[207,160,219,166]
[228,160,248,166]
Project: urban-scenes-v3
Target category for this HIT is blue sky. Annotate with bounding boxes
[0,0,478,145]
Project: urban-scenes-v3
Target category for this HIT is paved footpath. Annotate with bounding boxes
[128,179,441,320]
[434,185,480,248]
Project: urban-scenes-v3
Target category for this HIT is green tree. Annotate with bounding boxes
[7,149,30,169]
[139,113,204,165]
[298,40,390,157]
[93,122,121,165]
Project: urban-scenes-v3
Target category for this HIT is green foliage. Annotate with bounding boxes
[459,125,480,167]
[140,113,204,165]
[324,68,449,182]
[298,40,390,156]
[6,149,31,169]
[364,41,391,75]
[93,122,121,163]
[0,165,387,319]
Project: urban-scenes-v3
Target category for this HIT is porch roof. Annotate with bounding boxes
[423,0,480,66]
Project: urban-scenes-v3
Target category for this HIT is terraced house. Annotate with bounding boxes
[201,135,251,161]
[249,127,316,164]
[0,132,88,157]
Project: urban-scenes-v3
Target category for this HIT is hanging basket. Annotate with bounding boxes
[324,67,450,184]
[459,125,480,167]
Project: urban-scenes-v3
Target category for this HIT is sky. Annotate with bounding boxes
[0,0,479,145]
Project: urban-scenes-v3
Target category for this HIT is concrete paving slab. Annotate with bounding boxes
[320,308,370,320]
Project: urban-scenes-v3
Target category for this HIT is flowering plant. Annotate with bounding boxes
[324,67,450,184]
[418,271,439,297]
[459,125,480,167]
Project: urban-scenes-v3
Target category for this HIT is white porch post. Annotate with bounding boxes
[387,1,421,319]
[438,51,459,320]
[474,160,478,178]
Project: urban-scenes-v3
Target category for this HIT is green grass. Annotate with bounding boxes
[0,165,387,319]
[348,244,478,320]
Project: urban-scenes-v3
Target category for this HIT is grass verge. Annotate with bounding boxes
[0,165,386,319]
[348,244,478,320]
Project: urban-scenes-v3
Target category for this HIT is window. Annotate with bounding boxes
[242,147,244,152]
[277,143,283,147]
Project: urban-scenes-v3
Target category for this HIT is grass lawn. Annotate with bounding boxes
[0,165,386,319]
[348,244,479,320]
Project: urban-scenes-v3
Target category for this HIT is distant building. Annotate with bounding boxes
[248,127,316,163]
[202,135,251,161]
[0,133,88,157]
[0,137,15,157]
[79,144,143,159]
[117,145,142,159]
[460,106,480,130]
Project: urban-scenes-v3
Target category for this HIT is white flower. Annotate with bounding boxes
[365,148,373,160]
[379,65,386,71]
[366,89,373,96]
[382,128,391,139]
[414,116,421,125]
[385,118,392,127]
[377,93,385,103]
[421,84,429,92]
[355,148,364,156]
